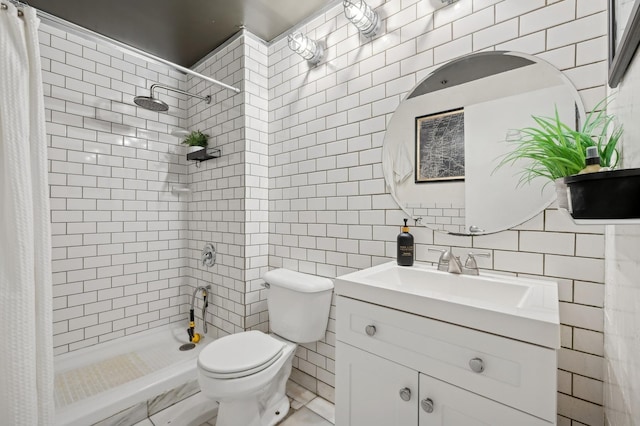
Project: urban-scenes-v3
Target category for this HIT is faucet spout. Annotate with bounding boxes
[447,253,463,274]
[429,247,462,274]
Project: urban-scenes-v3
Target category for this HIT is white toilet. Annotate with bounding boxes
[197,268,334,426]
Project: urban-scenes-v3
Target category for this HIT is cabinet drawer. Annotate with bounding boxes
[336,296,556,422]
[418,374,551,425]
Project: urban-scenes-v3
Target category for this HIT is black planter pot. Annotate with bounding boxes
[564,168,640,219]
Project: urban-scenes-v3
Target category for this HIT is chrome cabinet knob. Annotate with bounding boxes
[399,387,411,401]
[365,325,376,336]
[469,357,485,373]
[421,398,434,413]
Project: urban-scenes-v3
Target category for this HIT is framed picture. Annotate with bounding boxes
[608,0,640,87]
[415,108,465,183]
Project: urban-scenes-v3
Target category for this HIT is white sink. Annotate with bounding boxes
[335,261,560,348]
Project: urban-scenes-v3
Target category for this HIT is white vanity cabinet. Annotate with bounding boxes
[336,296,557,426]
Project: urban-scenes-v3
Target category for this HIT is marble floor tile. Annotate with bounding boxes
[305,397,335,424]
[280,407,333,426]
[93,401,147,426]
[286,381,316,410]
[132,419,154,426]
[150,392,218,426]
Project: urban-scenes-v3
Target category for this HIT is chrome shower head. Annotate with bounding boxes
[133,95,169,112]
[133,84,212,113]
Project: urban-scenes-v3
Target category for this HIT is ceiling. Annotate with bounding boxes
[30,0,340,67]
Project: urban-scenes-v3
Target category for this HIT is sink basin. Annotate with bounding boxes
[335,261,560,348]
[358,265,532,308]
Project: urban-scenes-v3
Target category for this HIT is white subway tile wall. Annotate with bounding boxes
[268,0,607,424]
[182,33,271,338]
[42,23,191,354]
[39,1,611,424]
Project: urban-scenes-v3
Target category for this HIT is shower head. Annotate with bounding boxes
[133,95,169,112]
[133,84,211,112]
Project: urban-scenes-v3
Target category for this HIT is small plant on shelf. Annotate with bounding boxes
[181,130,209,149]
[495,98,622,186]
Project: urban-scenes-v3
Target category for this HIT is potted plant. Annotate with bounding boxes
[495,98,622,209]
[181,130,209,153]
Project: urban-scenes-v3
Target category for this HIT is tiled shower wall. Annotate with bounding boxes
[42,22,268,353]
[183,33,271,338]
[268,0,608,424]
[41,23,192,354]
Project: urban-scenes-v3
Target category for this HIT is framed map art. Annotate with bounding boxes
[415,108,465,183]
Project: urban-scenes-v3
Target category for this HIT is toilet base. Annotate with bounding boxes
[211,345,294,426]
[215,394,289,426]
[263,395,290,426]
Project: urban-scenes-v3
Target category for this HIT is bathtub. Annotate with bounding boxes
[54,323,214,426]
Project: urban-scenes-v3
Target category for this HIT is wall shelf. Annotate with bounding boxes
[559,208,640,225]
[187,147,221,162]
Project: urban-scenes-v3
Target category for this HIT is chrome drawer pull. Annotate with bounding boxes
[421,398,434,413]
[399,387,411,401]
[365,325,376,336]
[469,357,485,373]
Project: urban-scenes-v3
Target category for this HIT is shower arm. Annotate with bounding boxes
[150,84,211,104]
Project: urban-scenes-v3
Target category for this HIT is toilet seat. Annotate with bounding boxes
[198,331,285,379]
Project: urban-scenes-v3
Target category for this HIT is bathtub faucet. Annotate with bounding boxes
[188,285,211,343]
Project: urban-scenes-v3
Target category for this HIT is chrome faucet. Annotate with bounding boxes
[429,248,491,275]
[429,248,462,274]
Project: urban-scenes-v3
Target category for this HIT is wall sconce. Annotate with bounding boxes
[343,0,380,37]
[288,32,324,65]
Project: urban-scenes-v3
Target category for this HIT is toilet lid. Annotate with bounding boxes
[198,331,285,377]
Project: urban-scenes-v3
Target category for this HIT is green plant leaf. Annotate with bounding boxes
[494,96,622,186]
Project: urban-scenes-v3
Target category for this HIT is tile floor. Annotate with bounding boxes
[133,381,334,426]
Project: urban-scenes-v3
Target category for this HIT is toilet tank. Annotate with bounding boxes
[263,269,334,344]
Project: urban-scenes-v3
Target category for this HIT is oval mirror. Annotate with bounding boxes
[382,51,585,235]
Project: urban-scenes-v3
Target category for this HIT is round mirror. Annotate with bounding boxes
[382,51,585,235]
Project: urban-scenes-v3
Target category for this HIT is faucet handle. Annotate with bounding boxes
[428,248,448,271]
[463,252,491,274]
[428,248,446,256]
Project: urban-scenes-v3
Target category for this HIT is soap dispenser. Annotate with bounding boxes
[397,219,414,266]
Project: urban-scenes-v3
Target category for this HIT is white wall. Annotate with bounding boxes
[37,1,615,424]
[268,1,609,424]
[605,25,640,424]
[41,23,192,354]
[183,33,271,338]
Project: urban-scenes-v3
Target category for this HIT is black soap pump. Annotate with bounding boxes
[397,219,414,266]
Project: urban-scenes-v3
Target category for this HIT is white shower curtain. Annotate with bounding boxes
[0,3,54,425]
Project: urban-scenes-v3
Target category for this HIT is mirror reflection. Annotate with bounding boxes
[382,51,585,235]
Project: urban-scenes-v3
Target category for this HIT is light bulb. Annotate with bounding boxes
[343,0,380,37]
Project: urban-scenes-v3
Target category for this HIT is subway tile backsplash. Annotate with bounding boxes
[40,1,609,425]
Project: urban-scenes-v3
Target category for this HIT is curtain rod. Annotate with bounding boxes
[35,9,241,94]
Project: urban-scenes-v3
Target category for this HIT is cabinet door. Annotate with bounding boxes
[418,374,551,426]
[336,342,418,426]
